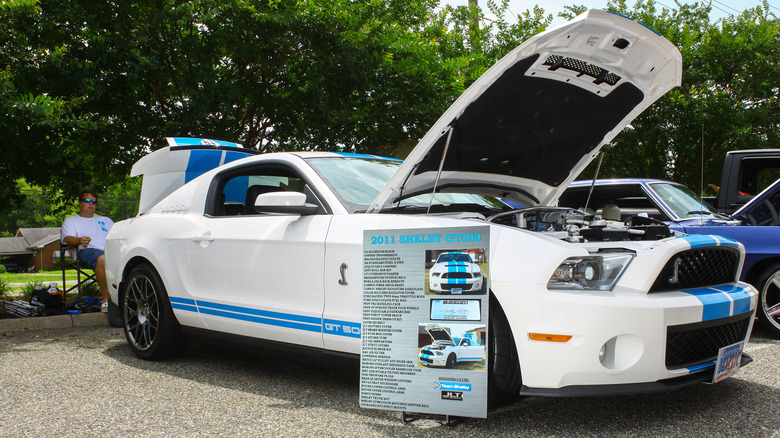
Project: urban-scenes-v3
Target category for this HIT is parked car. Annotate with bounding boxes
[419,324,485,368]
[428,252,485,294]
[562,178,780,337]
[105,10,758,406]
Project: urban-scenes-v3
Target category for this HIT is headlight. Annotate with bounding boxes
[431,272,440,278]
[473,271,482,278]
[547,253,634,291]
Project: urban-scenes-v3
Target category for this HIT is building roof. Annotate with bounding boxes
[1,227,63,256]
[16,227,61,245]
[0,237,34,255]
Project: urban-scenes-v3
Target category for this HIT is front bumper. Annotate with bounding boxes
[419,350,448,367]
[521,353,753,397]
[493,280,758,393]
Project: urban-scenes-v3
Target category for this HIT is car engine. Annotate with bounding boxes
[487,207,673,243]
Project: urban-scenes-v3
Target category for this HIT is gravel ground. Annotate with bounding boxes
[0,324,778,437]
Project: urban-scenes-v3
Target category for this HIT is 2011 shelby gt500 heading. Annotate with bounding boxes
[105,10,757,406]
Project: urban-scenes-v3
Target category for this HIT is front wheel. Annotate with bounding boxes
[122,264,182,360]
[446,354,456,369]
[488,294,522,408]
[756,263,780,338]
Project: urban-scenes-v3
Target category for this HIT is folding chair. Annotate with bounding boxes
[59,243,98,305]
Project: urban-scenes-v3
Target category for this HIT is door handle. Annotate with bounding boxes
[192,232,215,242]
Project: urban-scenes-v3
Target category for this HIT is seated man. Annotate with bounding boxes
[61,190,114,312]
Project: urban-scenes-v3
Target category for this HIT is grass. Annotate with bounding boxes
[0,270,93,298]
[2,269,80,284]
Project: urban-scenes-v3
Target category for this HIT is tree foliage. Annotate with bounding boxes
[584,1,780,194]
[1,0,778,233]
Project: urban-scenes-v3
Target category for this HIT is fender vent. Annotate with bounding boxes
[650,248,739,292]
[543,55,622,85]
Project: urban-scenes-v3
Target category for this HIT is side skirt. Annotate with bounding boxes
[180,326,360,371]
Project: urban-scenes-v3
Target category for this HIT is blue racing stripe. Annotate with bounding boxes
[678,235,719,249]
[686,361,715,373]
[198,306,321,332]
[684,288,732,321]
[170,297,197,306]
[168,298,362,338]
[185,150,223,183]
[712,284,753,315]
[196,300,321,325]
[169,137,241,147]
[712,236,740,248]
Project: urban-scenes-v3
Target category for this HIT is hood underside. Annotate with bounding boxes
[369,9,682,212]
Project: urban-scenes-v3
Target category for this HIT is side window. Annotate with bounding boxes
[208,164,322,216]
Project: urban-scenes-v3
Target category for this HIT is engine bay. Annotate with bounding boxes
[487,207,673,242]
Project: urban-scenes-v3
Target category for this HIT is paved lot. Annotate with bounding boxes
[0,323,778,437]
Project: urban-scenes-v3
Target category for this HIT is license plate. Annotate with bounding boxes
[451,289,462,294]
[712,341,745,383]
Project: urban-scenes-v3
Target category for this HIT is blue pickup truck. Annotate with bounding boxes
[562,177,780,338]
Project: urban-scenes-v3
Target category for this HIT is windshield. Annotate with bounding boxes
[306,156,505,213]
[437,253,472,263]
[650,182,723,219]
[306,156,401,212]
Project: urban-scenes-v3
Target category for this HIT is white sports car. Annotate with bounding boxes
[105,10,757,405]
[419,324,485,368]
[428,252,485,294]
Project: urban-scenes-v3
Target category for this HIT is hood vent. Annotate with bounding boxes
[543,55,622,86]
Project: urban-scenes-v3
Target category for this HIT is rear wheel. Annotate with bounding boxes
[122,264,182,360]
[756,263,780,338]
[488,294,522,408]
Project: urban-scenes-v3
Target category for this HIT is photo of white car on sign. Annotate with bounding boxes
[419,324,486,369]
[428,252,485,294]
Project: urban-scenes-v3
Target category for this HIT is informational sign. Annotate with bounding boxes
[360,226,490,418]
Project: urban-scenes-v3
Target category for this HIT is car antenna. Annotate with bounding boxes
[427,120,457,215]
[700,123,705,226]
[584,150,605,213]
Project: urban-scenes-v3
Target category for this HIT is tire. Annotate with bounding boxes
[107,299,123,328]
[756,263,780,338]
[446,354,456,369]
[122,264,182,360]
[488,294,522,408]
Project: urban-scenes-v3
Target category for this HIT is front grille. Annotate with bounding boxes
[666,313,751,369]
[651,248,739,292]
[441,284,473,291]
[543,55,622,85]
[442,272,472,279]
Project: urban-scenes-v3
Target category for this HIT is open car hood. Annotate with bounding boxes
[425,324,453,343]
[730,177,780,224]
[369,9,682,212]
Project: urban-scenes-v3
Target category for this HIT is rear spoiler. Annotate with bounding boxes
[132,137,258,215]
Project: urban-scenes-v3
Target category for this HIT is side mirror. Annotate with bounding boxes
[253,191,319,215]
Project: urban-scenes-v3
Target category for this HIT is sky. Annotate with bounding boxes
[445,0,778,25]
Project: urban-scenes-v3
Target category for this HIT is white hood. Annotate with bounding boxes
[369,9,682,212]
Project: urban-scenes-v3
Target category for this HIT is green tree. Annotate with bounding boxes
[581,1,780,193]
[1,0,459,207]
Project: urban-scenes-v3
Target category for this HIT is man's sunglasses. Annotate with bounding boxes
[81,198,98,204]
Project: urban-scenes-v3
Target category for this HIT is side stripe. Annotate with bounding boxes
[168,297,361,338]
